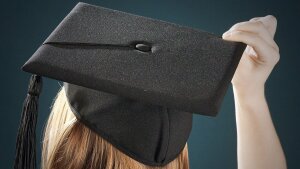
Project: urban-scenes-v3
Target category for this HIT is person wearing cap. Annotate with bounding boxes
[14,3,286,169]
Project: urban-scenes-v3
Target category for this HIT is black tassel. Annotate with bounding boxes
[14,74,42,169]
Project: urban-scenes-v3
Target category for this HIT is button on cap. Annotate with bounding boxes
[135,43,151,52]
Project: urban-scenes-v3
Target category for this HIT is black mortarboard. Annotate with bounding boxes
[14,2,246,168]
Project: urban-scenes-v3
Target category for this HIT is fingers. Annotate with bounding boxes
[250,15,277,38]
[222,15,280,65]
[226,20,279,52]
[222,30,280,65]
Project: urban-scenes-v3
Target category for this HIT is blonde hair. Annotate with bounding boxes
[41,86,190,169]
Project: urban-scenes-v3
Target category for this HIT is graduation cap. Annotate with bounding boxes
[14,2,246,168]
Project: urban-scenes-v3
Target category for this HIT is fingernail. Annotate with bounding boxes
[222,31,231,38]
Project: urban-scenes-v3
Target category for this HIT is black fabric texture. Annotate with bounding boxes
[22,2,246,116]
[19,2,247,167]
[64,82,192,166]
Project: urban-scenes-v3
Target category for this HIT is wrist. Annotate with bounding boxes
[232,84,265,102]
[232,85,268,116]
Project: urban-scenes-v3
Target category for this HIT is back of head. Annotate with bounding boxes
[41,86,190,169]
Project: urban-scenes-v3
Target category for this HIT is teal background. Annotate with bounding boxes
[1,0,299,168]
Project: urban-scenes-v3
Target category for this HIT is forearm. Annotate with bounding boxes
[233,86,287,169]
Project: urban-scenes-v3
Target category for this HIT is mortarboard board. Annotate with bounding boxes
[14,2,246,168]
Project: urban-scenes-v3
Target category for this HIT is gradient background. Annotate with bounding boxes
[1,0,299,168]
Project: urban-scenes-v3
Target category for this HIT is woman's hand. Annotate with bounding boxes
[222,16,287,169]
[222,15,280,96]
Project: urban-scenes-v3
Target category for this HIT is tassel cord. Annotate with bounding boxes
[14,75,42,169]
